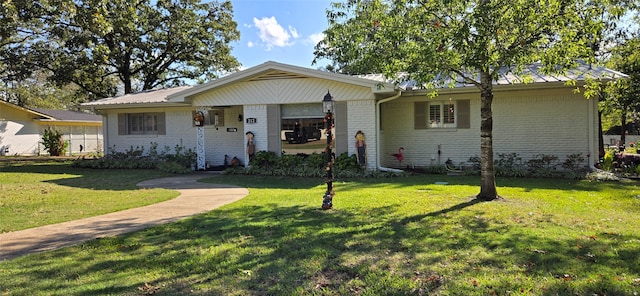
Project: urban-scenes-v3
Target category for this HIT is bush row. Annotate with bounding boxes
[72,145,591,180]
[463,153,589,179]
[71,142,196,174]
[223,151,406,178]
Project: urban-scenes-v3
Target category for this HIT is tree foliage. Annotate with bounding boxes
[604,36,640,144]
[1,0,240,101]
[315,0,632,200]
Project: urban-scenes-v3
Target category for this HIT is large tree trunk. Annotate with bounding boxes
[477,71,498,200]
[598,110,604,158]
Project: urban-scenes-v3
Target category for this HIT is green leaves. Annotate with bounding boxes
[1,0,241,100]
[316,0,629,85]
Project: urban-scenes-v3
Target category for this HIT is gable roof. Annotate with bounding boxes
[1,100,101,124]
[82,86,192,108]
[31,108,101,122]
[167,61,397,103]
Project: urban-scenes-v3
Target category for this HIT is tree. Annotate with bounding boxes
[604,36,640,147]
[314,0,629,200]
[1,69,81,109]
[2,0,240,99]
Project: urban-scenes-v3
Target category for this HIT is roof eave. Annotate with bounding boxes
[35,119,102,126]
[80,102,191,110]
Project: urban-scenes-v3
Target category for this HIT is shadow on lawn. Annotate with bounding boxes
[4,201,638,295]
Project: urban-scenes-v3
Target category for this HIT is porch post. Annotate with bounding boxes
[196,107,207,170]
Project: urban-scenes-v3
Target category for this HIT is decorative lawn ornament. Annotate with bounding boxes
[355,130,366,167]
[391,147,404,168]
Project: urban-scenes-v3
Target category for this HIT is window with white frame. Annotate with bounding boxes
[428,101,456,128]
[414,100,469,130]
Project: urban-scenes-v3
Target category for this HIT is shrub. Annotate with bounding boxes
[238,151,377,178]
[334,152,360,171]
[602,151,615,171]
[562,153,586,170]
[41,127,68,156]
[249,151,277,168]
[72,142,195,173]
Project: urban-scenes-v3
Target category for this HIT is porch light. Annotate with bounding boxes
[322,90,335,114]
[322,90,335,210]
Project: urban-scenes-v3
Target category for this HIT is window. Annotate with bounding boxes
[280,103,326,155]
[414,100,470,129]
[118,112,166,135]
[129,113,158,134]
[428,101,456,128]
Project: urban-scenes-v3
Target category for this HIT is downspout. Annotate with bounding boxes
[376,90,403,173]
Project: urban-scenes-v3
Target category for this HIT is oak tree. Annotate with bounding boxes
[2,0,240,101]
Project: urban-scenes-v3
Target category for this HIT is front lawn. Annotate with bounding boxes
[0,159,177,233]
[0,172,639,295]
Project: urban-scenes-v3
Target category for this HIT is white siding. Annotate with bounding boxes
[0,120,41,155]
[190,78,374,106]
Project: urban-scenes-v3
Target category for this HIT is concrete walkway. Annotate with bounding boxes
[0,173,248,261]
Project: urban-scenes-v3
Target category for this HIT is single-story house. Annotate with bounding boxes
[81,61,625,171]
[0,100,103,156]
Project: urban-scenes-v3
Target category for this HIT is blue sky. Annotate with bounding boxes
[230,0,334,70]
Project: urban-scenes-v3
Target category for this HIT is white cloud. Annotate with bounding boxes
[252,16,298,50]
[307,33,325,46]
[247,41,254,48]
[289,26,299,39]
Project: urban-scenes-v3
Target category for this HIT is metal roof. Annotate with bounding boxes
[357,61,628,90]
[82,86,192,107]
[81,61,627,108]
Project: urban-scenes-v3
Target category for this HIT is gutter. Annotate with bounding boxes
[376,90,403,173]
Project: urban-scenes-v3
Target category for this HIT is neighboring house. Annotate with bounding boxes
[82,61,625,171]
[0,100,103,156]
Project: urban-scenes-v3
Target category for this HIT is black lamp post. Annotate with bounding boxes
[322,90,335,210]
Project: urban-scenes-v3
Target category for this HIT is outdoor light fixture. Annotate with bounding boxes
[238,114,243,122]
[322,90,335,114]
[322,90,335,210]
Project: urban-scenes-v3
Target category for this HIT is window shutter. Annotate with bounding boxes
[335,101,348,155]
[267,105,280,155]
[457,100,470,129]
[157,112,166,135]
[414,102,427,129]
[118,114,126,135]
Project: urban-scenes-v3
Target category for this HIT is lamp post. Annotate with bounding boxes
[322,90,335,210]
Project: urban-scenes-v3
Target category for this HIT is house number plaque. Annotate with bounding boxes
[246,118,257,124]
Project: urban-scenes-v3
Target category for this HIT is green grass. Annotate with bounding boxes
[0,160,178,232]
[1,167,640,295]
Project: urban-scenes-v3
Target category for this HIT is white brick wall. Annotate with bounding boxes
[346,100,377,168]
[380,88,597,168]
[243,104,269,157]
[104,108,197,155]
